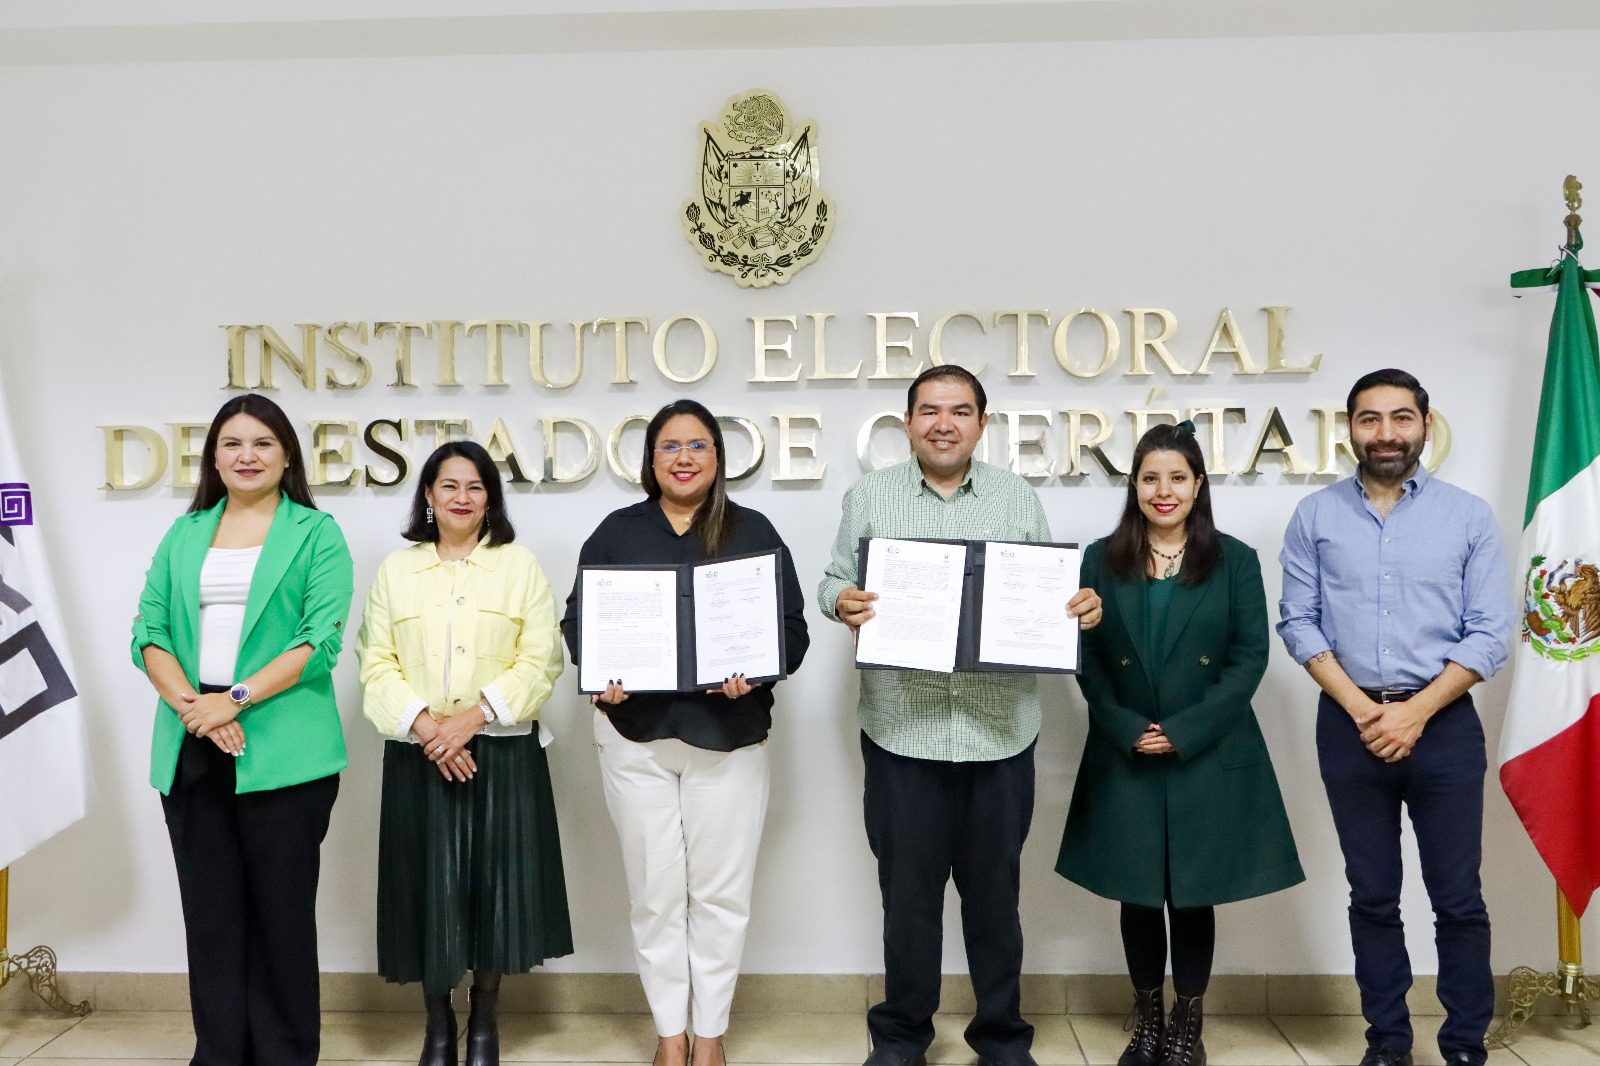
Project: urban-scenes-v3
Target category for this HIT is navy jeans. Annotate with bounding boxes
[1316,693,1492,1064]
[861,733,1035,1065]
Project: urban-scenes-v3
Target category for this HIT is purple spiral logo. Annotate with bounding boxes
[0,483,32,526]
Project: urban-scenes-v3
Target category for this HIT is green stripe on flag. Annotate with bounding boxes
[1523,252,1600,527]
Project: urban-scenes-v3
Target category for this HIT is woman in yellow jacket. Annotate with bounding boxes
[358,441,571,1066]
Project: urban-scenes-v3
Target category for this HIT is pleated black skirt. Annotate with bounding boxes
[377,732,574,995]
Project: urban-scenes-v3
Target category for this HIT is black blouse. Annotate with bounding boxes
[560,499,809,751]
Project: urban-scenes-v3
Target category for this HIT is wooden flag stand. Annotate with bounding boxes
[0,867,92,1015]
[1488,888,1600,1046]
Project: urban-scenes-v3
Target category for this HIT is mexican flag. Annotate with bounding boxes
[1501,238,1600,916]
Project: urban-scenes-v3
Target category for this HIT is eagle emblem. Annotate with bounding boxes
[682,89,834,288]
[1524,555,1600,660]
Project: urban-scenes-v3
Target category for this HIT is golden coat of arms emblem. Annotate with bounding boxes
[682,89,834,288]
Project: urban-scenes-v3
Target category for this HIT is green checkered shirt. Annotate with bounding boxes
[818,458,1052,762]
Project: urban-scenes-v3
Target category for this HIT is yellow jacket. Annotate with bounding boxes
[357,540,564,740]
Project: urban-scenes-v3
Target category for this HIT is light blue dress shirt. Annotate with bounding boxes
[1276,464,1514,690]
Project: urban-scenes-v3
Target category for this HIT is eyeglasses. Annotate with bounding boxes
[654,442,714,454]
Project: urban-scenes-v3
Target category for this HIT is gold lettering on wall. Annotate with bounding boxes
[167,423,210,490]
[868,313,923,380]
[1186,406,1247,476]
[308,420,360,487]
[1241,407,1311,474]
[605,414,652,485]
[1263,306,1322,374]
[1060,410,1122,477]
[772,413,825,480]
[928,311,989,373]
[100,425,168,490]
[652,316,717,384]
[1053,310,1119,378]
[485,417,535,484]
[748,316,802,383]
[994,310,1050,378]
[595,318,649,385]
[373,322,433,388]
[1195,307,1262,376]
[541,417,601,483]
[806,313,857,379]
[322,322,372,390]
[1124,309,1186,377]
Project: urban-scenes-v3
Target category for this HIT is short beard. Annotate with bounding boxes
[1356,438,1425,482]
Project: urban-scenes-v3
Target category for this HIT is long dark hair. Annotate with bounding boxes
[402,441,515,546]
[1105,423,1218,586]
[640,399,737,557]
[188,394,316,513]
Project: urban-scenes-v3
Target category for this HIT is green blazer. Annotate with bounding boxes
[132,497,354,795]
[1055,534,1304,909]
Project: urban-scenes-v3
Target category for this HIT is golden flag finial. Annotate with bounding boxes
[1564,175,1583,249]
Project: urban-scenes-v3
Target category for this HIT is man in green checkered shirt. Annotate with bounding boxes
[818,365,1103,1066]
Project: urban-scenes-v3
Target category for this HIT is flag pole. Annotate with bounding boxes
[1489,174,1600,1047]
[1489,886,1597,1045]
[0,865,91,1015]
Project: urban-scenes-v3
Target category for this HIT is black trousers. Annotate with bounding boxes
[862,732,1035,1064]
[1317,693,1492,1063]
[161,728,340,1066]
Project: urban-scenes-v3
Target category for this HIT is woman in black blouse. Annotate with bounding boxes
[562,399,808,1066]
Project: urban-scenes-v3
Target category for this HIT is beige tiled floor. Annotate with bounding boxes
[5,1009,1600,1064]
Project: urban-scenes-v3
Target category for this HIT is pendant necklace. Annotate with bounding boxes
[1150,542,1186,580]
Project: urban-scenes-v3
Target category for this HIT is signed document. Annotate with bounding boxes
[693,552,782,687]
[856,538,967,673]
[978,542,1082,671]
[578,568,679,693]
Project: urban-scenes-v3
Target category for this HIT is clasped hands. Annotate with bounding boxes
[590,674,763,710]
[1353,697,1431,763]
[1134,722,1174,755]
[411,707,488,782]
[835,586,1104,631]
[177,691,245,757]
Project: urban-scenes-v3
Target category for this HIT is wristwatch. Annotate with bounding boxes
[229,682,252,709]
[479,701,496,725]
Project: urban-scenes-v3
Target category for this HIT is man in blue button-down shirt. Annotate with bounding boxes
[1278,369,1514,1066]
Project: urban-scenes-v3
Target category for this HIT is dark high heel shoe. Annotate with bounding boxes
[1118,987,1165,1066]
[465,986,500,1066]
[420,992,457,1066]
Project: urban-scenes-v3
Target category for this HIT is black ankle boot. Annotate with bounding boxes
[466,987,499,1066]
[420,993,457,1066]
[1118,987,1165,1066]
[1158,994,1205,1066]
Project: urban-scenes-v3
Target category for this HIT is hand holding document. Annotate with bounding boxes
[693,553,782,687]
[855,538,967,672]
[976,542,1082,671]
[578,569,679,693]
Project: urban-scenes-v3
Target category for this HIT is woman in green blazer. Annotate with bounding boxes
[132,393,353,1066]
[1056,422,1302,1066]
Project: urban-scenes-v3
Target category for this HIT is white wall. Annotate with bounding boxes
[1,26,1597,977]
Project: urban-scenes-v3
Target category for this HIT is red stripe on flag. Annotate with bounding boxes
[1500,697,1600,916]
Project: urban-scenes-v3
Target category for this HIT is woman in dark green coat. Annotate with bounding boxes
[1056,422,1302,1066]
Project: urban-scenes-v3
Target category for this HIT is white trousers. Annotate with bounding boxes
[593,709,770,1037]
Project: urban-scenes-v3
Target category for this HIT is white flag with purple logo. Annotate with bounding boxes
[0,371,90,868]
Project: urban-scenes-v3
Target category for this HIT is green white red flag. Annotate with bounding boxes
[1501,236,1600,916]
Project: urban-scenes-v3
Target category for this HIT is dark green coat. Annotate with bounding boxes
[1055,534,1304,908]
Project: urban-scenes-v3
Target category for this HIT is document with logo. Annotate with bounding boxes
[577,567,680,693]
[693,552,783,687]
[578,550,788,694]
[855,538,968,673]
[976,542,1082,671]
[853,537,1081,674]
